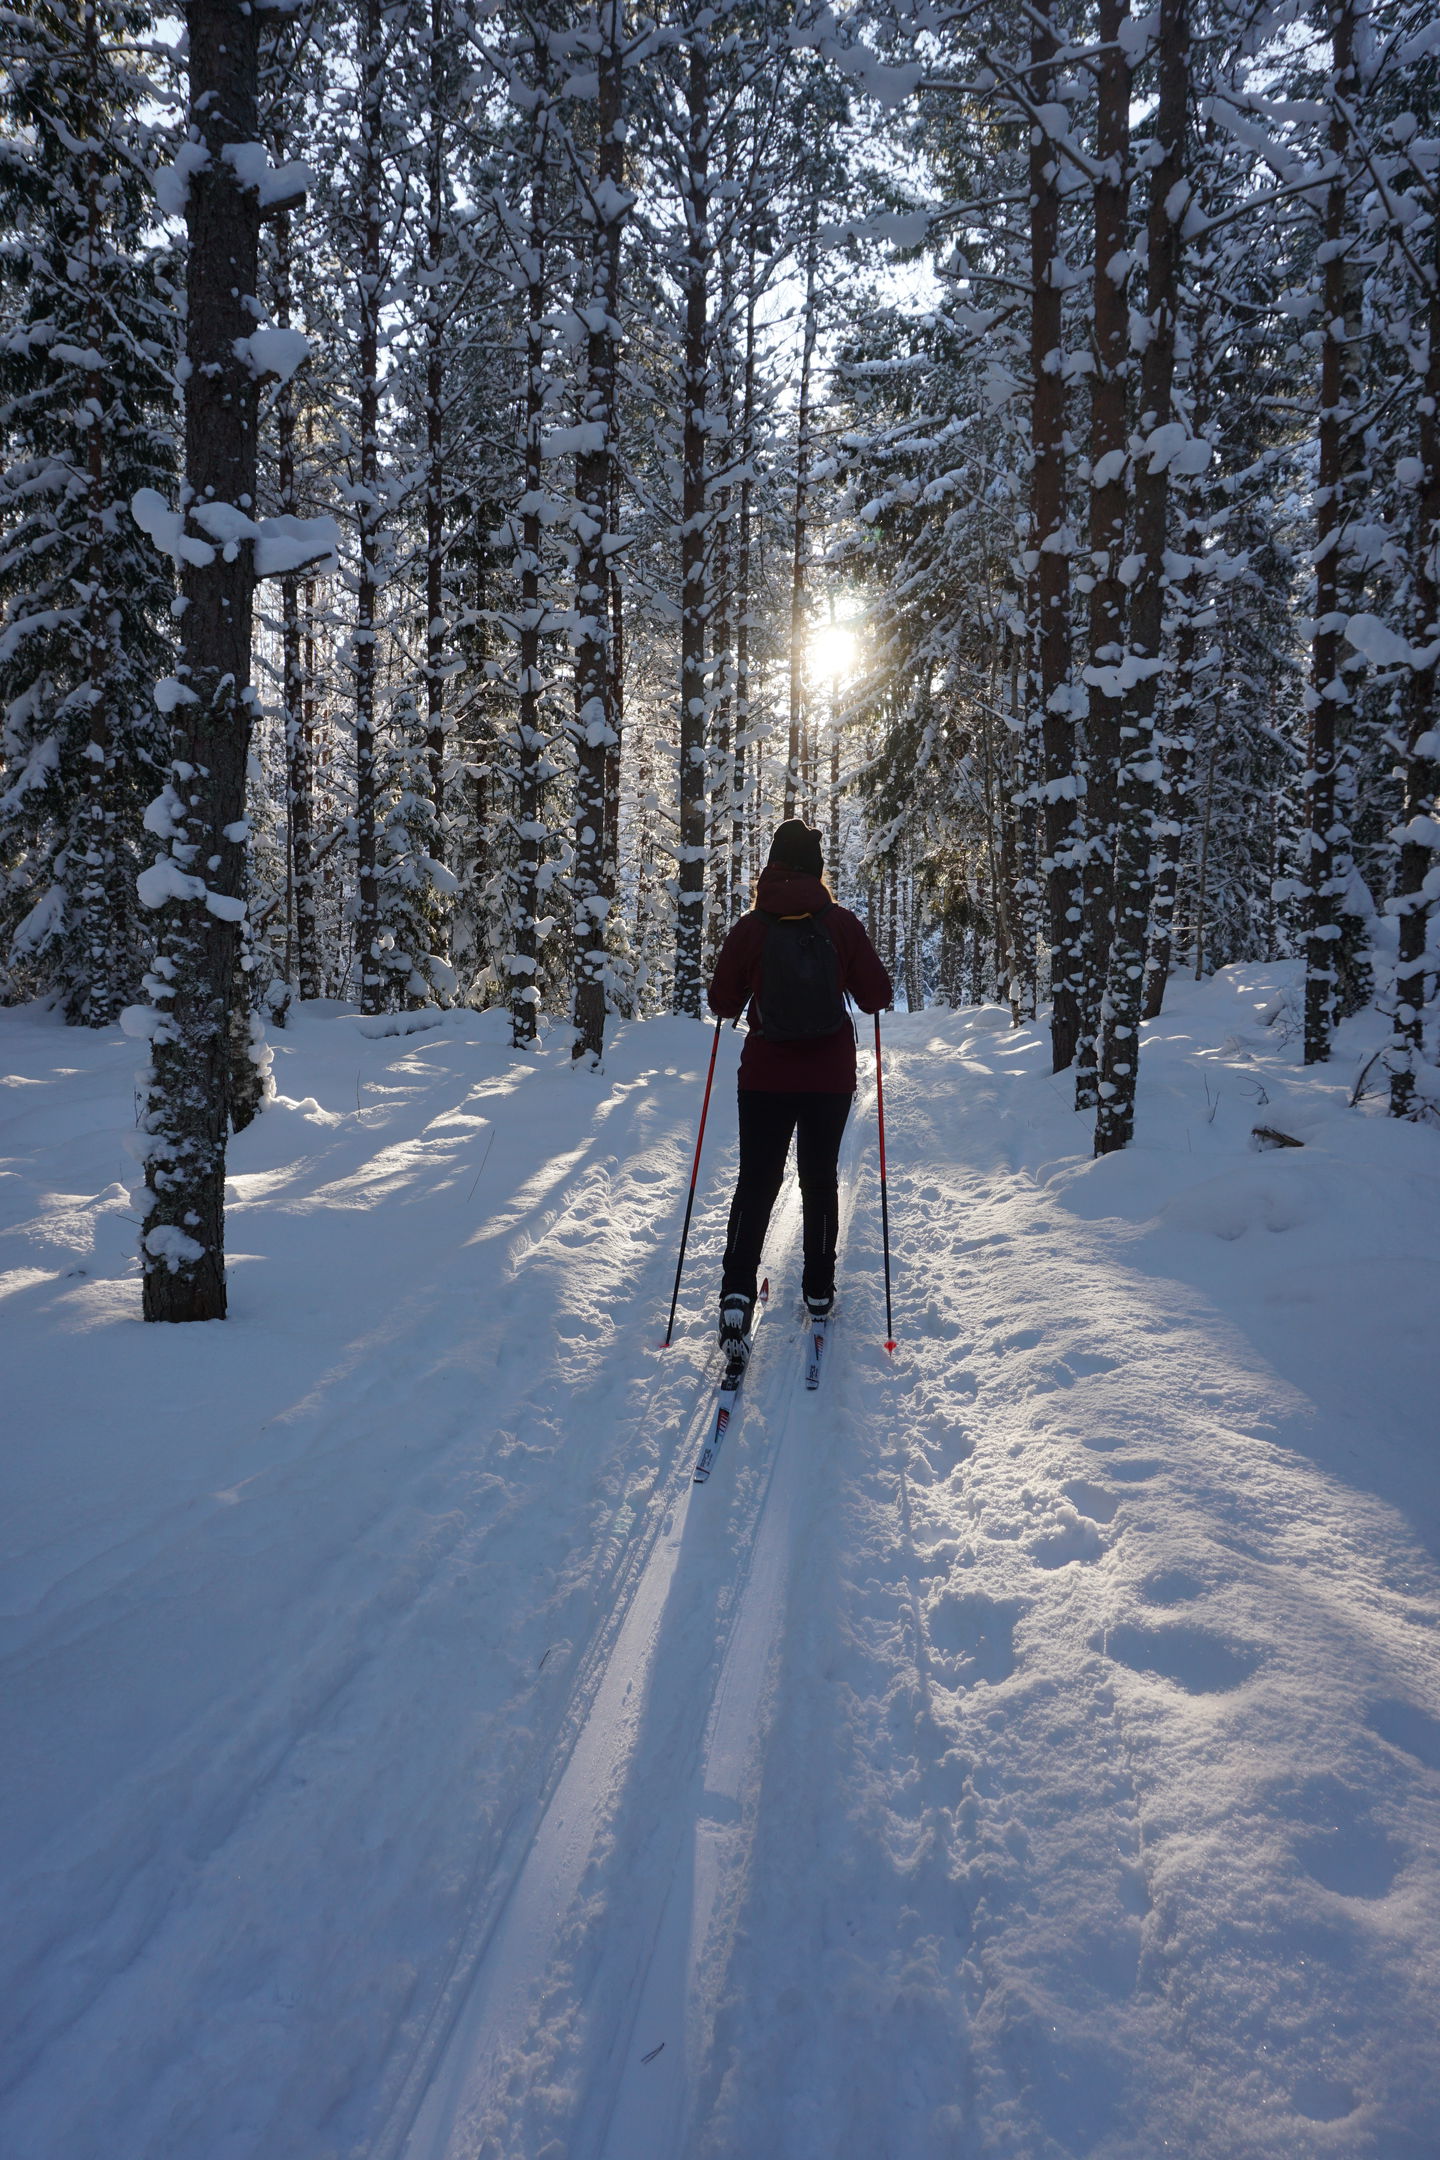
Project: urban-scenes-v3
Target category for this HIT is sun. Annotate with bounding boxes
[809,621,860,683]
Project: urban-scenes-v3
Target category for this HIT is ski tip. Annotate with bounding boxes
[884,1339,897,1355]
[759,1277,770,1301]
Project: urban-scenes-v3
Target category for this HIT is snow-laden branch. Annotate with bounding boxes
[131,490,340,578]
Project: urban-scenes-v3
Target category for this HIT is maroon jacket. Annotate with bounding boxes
[707,866,894,1092]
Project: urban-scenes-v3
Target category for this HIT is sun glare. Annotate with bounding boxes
[809,621,860,683]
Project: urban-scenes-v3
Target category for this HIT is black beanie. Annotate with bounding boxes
[767,819,823,878]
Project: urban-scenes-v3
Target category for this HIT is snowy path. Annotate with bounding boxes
[395,1186,818,2160]
[4,975,1440,2158]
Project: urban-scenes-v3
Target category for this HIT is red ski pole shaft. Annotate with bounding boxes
[662,1016,723,1347]
[874,1012,896,1351]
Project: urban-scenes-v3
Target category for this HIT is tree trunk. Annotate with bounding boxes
[673,35,712,1016]
[1191,740,1217,981]
[604,456,624,945]
[1094,0,1189,1156]
[1303,0,1357,1065]
[271,204,313,1004]
[74,0,123,1026]
[731,249,758,919]
[139,0,262,1321]
[510,94,551,1048]
[423,0,450,907]
[352,0,385,1016]
[708,499,732,963]
[904,872,924,1012]
[1389,209,1440,1117]
[1028,0,1082,1074]
[299,555,322,998]
[1074,0,1131,1103]
[785,217,819,822]
[1143,483,1210,1020]
[570,0,626,1062]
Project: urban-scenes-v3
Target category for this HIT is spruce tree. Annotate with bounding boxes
[0,0,175,1022]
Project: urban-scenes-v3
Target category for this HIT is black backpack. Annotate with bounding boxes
[754,906,848,1042]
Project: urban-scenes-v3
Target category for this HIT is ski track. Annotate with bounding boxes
[394,1119,871,2160]
[4,979,1440,2158]
[699,1004,1440,2160]
[2,1012,760,2160]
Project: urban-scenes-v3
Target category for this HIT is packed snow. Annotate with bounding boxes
[2,967,1439,2159]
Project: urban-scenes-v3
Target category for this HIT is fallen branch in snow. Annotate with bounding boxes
[1252,1125,1304,1149]
[1350,1047,1386,1108]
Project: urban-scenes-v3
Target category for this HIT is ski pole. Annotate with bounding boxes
[662,1015,724,1348]
[874,1012,896,1353]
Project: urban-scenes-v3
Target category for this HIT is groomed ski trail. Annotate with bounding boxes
[393,1122,871,2160]
[7,982,1440,2160]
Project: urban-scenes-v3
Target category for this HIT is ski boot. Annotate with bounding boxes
[718,1292,755,1374]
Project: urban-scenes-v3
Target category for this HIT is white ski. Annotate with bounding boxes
[805,1316,828,1391]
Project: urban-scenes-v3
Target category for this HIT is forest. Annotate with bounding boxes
[2,0,1438,1321]
[5,6,1440,2147]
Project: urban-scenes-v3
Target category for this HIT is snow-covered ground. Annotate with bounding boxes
[3,968,1439,2160]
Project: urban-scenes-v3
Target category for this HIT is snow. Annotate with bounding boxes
[151,675,199,713]
[219,142,313,210]
[132,490,340,580]
[131,486,215,570]
[233,326,312,384]
[143,1221,205,1268]
[151,138,210,222]
[2,970,1439,2158]
[204,890,247,923]
[1141,420,1211,476]
[11,884,64,955]
[251,512,340,579]
[134,855,207,909]
[1346,612,1440,673]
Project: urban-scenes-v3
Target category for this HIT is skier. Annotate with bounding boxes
[707,818,893,1365]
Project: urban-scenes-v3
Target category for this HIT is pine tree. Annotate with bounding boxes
[1074,0,1133,1103]
[1303,0,1362,1065]
[567,0,631,1064]
[0,0,175,1022]
[1094,0,1191,1156]
[133,0,323,1320]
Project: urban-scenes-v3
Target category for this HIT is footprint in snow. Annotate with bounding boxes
[1299,1818,1399,1900]
[1138,1566,1206,1606]
[1368,1697,1440,1772]
[906,1423,973,1482]
[1063,1479,1122,1525]
[927,1591,1023,1687]
[1290,2074,1358,2125]
[1030,1516,1105,1570]
[1034,1354,1110,1392]
[1067,1350,1120,1377]
[1100,1620,1258,1695]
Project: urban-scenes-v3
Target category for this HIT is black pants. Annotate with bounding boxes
[721,1089,852,1306]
